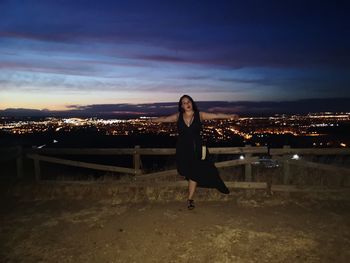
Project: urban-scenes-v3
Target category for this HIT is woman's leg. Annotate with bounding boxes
[188,179,197,200]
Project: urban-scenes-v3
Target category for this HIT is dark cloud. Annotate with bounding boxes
[1,1,349,69]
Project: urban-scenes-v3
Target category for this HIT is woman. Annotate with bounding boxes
[151,95,239,210]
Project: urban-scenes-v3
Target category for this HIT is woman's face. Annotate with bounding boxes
[181,97,193,111]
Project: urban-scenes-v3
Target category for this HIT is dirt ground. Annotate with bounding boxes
[1,198,349,263]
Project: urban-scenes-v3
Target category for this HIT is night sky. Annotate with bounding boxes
[0,0,349,114]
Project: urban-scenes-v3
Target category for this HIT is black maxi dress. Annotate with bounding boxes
[176,111,230,194]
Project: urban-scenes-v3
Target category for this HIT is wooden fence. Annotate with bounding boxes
[2,146,350,190]
[25,145,265,181]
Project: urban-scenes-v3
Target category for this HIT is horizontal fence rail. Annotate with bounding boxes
[27,154,136,181]
[270,148,350,155]
[26,146,268,156]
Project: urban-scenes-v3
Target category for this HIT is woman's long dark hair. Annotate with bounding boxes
[178,94,198,113]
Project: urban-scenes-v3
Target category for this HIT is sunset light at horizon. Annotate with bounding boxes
[1,1,349,112]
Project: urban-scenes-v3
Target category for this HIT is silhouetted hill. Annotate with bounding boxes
[1,98,350,118]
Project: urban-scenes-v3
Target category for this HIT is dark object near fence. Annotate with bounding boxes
[253,156,280,168]
[252,147,279,168]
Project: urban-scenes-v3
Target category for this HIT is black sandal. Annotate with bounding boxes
[187,199,195,210]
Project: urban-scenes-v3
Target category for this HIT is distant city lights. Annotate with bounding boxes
[0,112,349,147]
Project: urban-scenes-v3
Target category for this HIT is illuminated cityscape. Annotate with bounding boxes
[1,112,349,148]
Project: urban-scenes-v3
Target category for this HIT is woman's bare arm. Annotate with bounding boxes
[150,113,179,123]
[200,112,239,121]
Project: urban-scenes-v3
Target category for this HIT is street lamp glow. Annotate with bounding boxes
[292,154,300,160]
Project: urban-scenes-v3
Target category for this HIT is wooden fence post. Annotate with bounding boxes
[133,145,142,175]
[34,157,41,181]
[283,145,291,184]
[244,145,252,182]
[16,146,23,179]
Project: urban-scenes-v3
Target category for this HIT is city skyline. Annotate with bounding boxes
[1,111,349,149]
[1,1,350,111]
[1,97,350,118]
